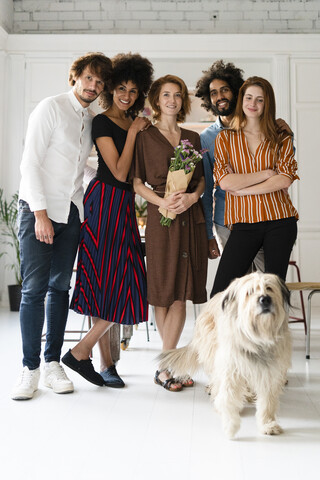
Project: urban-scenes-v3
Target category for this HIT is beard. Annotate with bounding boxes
[78,93,98,104]
[212,95,237,117]
[76,88,99,105]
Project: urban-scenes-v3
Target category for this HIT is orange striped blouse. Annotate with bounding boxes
[214,129,299,225]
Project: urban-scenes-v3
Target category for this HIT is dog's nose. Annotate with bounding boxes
[259,295,271,309]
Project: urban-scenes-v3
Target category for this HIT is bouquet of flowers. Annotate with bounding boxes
[159,139,206,227]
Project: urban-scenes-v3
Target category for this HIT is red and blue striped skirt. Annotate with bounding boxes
[71,179,148,325]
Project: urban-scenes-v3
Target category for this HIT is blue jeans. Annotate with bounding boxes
[18,200,81,369]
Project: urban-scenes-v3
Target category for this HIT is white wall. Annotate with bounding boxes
[0,32,320,305]
[0,29,8,188]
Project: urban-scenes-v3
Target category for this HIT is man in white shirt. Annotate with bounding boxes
[12,52,112,400]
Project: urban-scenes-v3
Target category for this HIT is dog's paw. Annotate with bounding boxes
[261,421,283,435]
[223,419,241,439]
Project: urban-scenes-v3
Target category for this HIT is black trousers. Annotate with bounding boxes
[211,217,297,297]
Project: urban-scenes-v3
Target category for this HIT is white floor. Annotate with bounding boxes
[0,304,320,480]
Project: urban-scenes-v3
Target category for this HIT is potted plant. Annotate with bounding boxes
[0,188,22,311]
[135,195,147,237]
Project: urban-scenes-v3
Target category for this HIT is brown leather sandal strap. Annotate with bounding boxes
[163,377,180,390]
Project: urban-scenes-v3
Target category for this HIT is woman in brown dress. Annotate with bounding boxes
[133,75,208,391]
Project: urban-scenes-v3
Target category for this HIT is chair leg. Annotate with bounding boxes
[289,261,307,334]
[87,316,93,358]
[306,290,320,359]
[79,315,86,340]
[306,292,311,359]
[193,304,200,320]
[150,306,156,331]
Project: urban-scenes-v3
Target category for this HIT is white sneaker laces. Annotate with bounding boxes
[19,368,37,387]
[49,363,68,381]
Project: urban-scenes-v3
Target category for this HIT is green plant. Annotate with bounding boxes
[135,196,147,218]
[0,189,21,285]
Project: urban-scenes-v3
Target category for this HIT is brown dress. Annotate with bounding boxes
[133,125,208,307]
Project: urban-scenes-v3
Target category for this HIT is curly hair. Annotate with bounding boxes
[69,52,112,89]
[148,74,191,123]
[99,53,154,116]
[195,60,244,112]
[231,76,279,148]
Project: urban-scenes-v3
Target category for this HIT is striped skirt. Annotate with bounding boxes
[70,179,148,325]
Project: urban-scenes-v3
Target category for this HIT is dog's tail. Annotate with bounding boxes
[157,345,199,379]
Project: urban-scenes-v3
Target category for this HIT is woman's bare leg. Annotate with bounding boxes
[70,317,113,361]
[153,306,168,340]
[94,323,114,371]
[154,301,186,387]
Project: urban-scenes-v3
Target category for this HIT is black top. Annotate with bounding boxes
[92,114,132,191]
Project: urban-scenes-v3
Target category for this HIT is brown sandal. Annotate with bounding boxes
[154,370,183,392]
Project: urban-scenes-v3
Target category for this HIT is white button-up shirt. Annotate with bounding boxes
[19,89,94,223]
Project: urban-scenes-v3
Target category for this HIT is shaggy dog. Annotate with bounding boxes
[158,272,292,439]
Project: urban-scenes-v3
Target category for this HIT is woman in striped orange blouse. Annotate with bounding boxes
[211,76,299,296]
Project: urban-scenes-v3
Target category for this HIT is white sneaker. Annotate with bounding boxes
[11,366,40,400]
[43,361,74,394]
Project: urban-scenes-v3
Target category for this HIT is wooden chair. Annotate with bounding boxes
[62,314,92,342]
[286,282,320,359]
[288,261,307,334]
[41,315,92,342]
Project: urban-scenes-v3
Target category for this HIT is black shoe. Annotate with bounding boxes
[100,365,125,388]
[61,350,104,387]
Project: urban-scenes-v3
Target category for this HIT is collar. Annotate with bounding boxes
[69,89,90,115]
[216,116,225,130]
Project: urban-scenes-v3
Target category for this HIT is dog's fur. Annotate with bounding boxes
[158,272,292,439]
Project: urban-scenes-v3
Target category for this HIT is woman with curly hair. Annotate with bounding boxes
[133,75,208,392]
[211,76,299,296]
[62,53,154,387]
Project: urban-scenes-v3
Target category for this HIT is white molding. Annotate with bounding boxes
[272,55,291,119]
[0,26,8,49]
[298,224,320,234]
[4,54,25,193]
[6,33,320,56]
